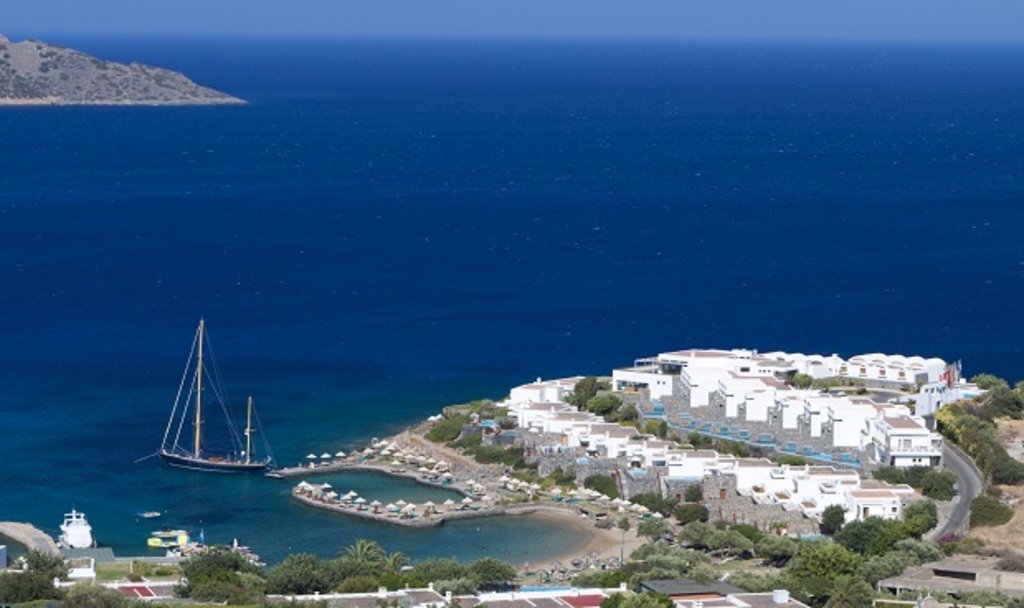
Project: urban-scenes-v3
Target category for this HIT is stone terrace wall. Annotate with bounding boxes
[700,472,819,535]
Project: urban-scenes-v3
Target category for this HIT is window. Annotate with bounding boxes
[720,488,727,500]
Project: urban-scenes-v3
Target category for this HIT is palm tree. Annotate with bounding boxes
[385,551,409,572]
[824,575,874,608]
[342,538,386,564]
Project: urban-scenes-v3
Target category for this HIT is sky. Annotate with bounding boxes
[2,0,1023,42]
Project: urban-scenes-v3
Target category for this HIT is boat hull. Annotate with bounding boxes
[160,451,271,473]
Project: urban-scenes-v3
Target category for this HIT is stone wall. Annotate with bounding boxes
[700,472,819,535]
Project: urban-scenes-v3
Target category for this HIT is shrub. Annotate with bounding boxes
[674,504,709,525]
[921,469,957,501]
[683,484,703,503]
[772,454,809,466]
[630,492,678,517]
[820,504,847,535]
[336,575,379,593]
[62,584,127,608]
[425,414,471,443]
[584,474,619,499]
[970,496,1013,527]
[996,553,1024,572]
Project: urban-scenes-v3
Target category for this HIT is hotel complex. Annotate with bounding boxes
[503,347,980,528]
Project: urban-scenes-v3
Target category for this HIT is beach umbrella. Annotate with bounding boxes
[380,449,392,456]
[370,500,382,506]
[320,483,333,490]
[426,457,437,465]
[442,472,453,479]
[362,447,374,455]
[549,487,563,496]
[386,503,399,512]
[378,439,390,447]
[342,490,357,499]
[416,455,427,462]
[354,497,367,505]
[652,512,664,519]
[306,454,317,460]
[320,452,332,459]
[325,491,338,499]
[334,451,346,458]
[297,481,313,490]
[461,497,474,504]
[443,498,456,507]
[423,501,436,513]
[418,466,430,473]
[402,504,417,513]
[396,499,407,507]
[391,460,403,466]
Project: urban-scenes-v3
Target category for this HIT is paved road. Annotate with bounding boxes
[930,443,984,540]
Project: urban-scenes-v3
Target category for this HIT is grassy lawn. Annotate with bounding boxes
[94,561,181,582]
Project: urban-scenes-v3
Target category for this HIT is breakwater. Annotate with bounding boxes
[0,522,60,555]
[291,492,550,528]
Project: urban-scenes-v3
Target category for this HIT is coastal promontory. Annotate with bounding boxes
[0,34,244,105]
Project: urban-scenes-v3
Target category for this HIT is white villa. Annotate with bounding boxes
[505,375,919,525]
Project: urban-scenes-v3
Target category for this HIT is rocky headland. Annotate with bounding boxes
[0,34,244,105]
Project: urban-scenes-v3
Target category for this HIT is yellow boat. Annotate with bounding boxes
[147,530,189,548]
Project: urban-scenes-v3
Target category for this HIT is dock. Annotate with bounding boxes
[292,492,546,528]
[0,521,60,555]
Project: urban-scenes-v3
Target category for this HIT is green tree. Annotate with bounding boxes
[407,558,468,588]
[834,517,907,556]
[385,551,410,572]
[62,584,128,608]
[971,373,1009,391]
[567,377,601,408]
[674,504,709,525]
[584,474,619,499]
[623,593,674,608]
[637,518,672,541]
[791,373,814,389]
[178,547,264,600]
[434,578,478,595]
[337,575,379,593]
[820,505,846,535]
[615,404,639,422]
[902,500,939,537]
[919,470,957,500]
[342,539,387,564]
[823,575,874,608]
[468,557,516,590]
[601,594,628,608]
[683,484,703,503]
[643,420,669,438]
[785,542,863,601]
[0,572,61,603]
[755,535,799,567]
[266,553,337,595]
[630,492,678,517]
[588,394,623,418]
[24,549,69,579]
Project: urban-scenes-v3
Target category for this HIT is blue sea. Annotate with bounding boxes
[1,37,1023,564]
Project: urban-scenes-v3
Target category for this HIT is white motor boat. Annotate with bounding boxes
[58,509,95,549]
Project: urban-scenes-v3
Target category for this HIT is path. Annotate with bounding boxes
[929,443,983,540]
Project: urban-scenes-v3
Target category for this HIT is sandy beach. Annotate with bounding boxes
[507,506,645,575]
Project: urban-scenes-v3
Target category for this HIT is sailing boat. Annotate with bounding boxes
[159,319,274,473]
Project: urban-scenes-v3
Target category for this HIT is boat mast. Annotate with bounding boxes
[194,319,205,458]
[245,395,254,465]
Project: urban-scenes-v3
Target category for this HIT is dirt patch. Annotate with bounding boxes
[995,418,1024,462]
[966,485,1024,551]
